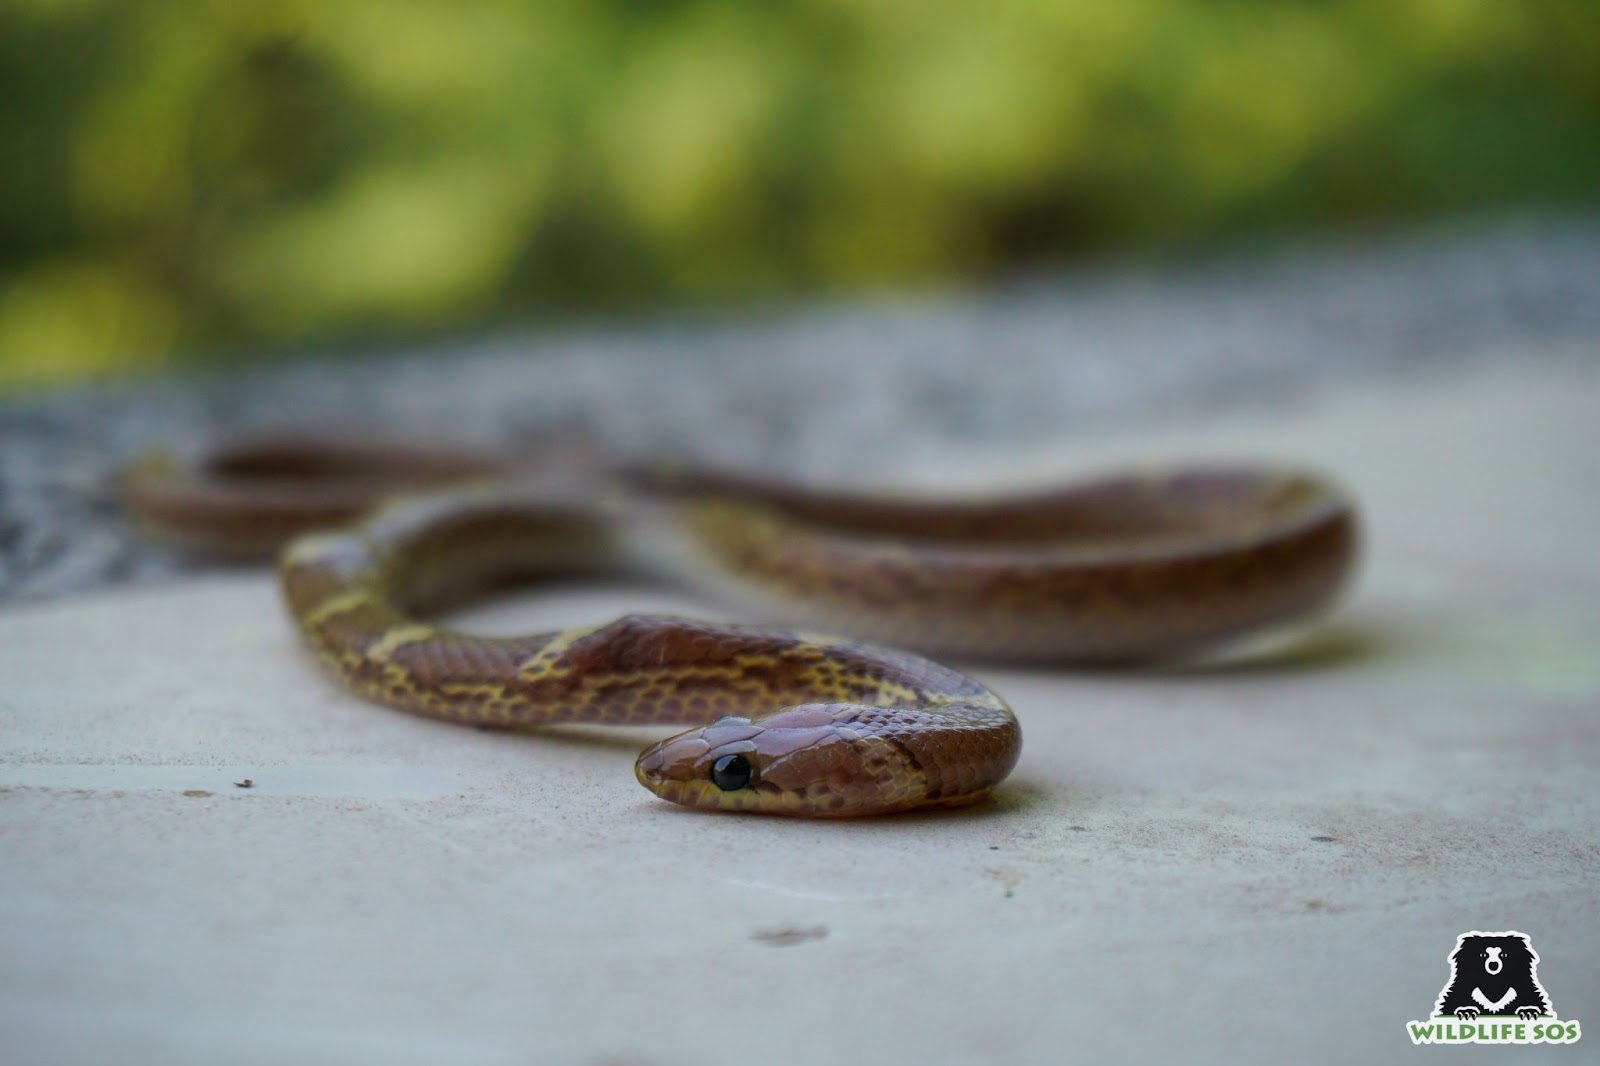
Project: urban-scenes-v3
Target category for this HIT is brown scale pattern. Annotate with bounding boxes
[281,530,1020,814]
[142,442,1357,815]
[677,475,1354,661]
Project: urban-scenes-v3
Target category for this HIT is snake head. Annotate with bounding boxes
[634,704,927,817]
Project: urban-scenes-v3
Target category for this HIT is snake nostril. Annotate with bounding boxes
[635,746,666,781]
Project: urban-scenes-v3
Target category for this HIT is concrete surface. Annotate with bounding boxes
[2,361,1599,1065]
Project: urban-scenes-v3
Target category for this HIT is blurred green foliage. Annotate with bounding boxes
[2,0,1597,390]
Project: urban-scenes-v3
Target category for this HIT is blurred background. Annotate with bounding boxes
[2,0,1597,392]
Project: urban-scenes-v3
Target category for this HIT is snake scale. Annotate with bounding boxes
[125,435,1358,817]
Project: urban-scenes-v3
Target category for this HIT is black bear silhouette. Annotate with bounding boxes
[1434,932,1551,1023]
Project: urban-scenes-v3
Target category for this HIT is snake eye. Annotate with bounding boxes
[710,753,754,791]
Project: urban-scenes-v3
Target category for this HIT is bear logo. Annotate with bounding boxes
[1408,931,1581,1045]
[1433,931,1550,1022]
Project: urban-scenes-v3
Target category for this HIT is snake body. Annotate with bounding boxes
[126,436,1357,817]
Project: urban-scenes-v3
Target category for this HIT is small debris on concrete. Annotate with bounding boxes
[752,925,828,947]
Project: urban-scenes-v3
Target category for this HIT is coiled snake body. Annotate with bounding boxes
[126,437,1357,817]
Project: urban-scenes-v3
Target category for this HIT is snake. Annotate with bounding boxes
[124,434,1358,817]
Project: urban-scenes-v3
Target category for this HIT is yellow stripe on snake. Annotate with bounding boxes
[125,437,1357,817]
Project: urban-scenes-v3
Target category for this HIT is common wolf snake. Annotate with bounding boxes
[125,436,1356,817]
